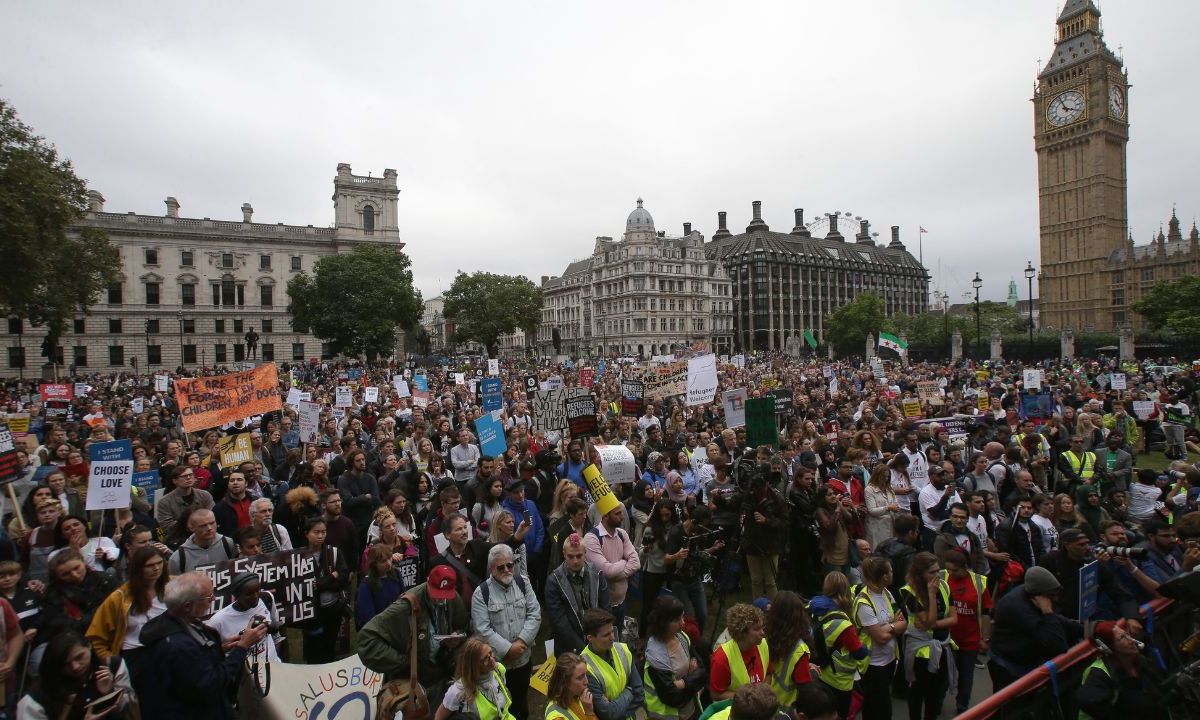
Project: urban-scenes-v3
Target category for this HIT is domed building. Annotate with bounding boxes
[537,199,734,358]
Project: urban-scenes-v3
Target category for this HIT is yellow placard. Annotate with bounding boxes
[582,464,620,517]
[218,433,254,468]
[978,395,990,412]
[902,400,922,418]
[529,655,557,696]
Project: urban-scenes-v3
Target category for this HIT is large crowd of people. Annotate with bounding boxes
[0,350,1196,719]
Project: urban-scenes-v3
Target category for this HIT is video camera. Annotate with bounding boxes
[1095,545,1148,559]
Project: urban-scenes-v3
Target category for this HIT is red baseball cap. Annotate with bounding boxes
[428,565,458,601]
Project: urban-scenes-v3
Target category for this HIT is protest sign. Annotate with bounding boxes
[686,354,719,407]
[363,386,379,404]
[524,375,539,399]
[1022,369,1043,391]
[582,464,620,517]
[74,383,91,396]
[40,383,73,402]
[829,377,840,396]
[5,414,29,444]
[86,440,133,510]
[566,395,598,437]
[770,389,794,415]
[1166,407,1194,427]
[1078,560,1100,621]
[244,654,382,720]
[903,399,922,418]
[580,367,595,387]
[642,361,687,400]
[1132,400,1155,420]
[412,390,431,408]
[298,401,321,444]
[977,394,990,413]
[454,372,466,386]
[488,358,499,376]
[285,388,303,407]
[174,364,282,433]
[1110,373,1127,390]
[913,415,974,441]
[593,444,637,484]
[393,378,411,398]
[916,381,944,405]
[334,386,352,408]
[347,368,363,381]
[218,433,254,467]
[199,548,321,622]
[1020,392,1056,420]
[530,655,558,697]
[533,388,589,433]
[722,389,748,428]
[760,375,778,390]
[731,354,745,369]
[413,375,429,393]
[822,365,833,378]
[546,376,564,390]
[620,379,645,416]
[154,375,170,392]
[481,377,503,412]
[475,410,508,457]
[0,423,19,487]
[132,469,160,505]
[745,397,779,448]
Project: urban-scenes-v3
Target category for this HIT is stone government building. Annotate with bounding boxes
[2,163,400,377]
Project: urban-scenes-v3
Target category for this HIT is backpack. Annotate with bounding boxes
[478,574,528,604]
[177,536,236,573]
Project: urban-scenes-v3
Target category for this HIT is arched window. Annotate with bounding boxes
[362,204,375,233]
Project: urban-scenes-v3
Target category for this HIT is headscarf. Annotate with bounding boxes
[1075,484,1106,534]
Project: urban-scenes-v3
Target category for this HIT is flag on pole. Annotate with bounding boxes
[878,332,909,354]
[919,226,928,233]
[803,329,818,349]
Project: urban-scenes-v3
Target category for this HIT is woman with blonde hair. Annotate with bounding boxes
[545,652,597,720]
[1051,492,1095,541]
[434,636,517,720]
[864,465,900,549]
[550,479,581,522]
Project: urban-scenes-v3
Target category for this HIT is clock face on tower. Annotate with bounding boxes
[1047,90,1085,126]
[1109,85,1125,119]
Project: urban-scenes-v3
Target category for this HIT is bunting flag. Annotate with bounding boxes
[878,332,909,353]
[802,329,818,349]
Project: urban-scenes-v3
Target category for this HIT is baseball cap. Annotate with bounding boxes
[428,566,458,601]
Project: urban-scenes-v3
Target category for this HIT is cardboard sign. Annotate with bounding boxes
[218,433,254,467]
[745,397,779,448]
[1132,400,1155,420]
[903,399,922,418]
[475,411,508,457]
[731,354,745,369]
[620,379,645,416]
[916,381,944,405]
[0,423,19,486]
[579,368,595,387]
[533,388,589,433]
[582,464,620,516]
[545,376,564,390]
[285,388,303,407]
[174,364,282,433]
[412,390,430,409]
[413,375,430,393]
[488,358,499,376]
[154,375,170,392]
[198,548,321,622]
[1022,369,1043,391]
[481,377,503,412]
[822,365,833,378]
[913,415,973,442]
[454,372,466,386]
[298,401,321,445]
[566,395,599,437]
[641,361,687,400]
[1110,373,1127,391]
[722,389,748,429]
[530,655,558,697]
[394,378,411,398]
[593,444,637,485]
[86,440,133,510]
[40,384,73,402]
[686,354,719,407]
[363,386,379,404]
[74,383,91,396]
[333,386,352,408]
[977,395,990,413]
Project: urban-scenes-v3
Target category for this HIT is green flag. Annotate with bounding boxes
[803,329,818,349]
[878,332,908,353]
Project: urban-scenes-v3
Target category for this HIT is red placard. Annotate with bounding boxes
[40,384,73,402]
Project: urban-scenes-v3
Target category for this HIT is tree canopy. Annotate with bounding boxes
[824,293,884,357]
[1133,276,1200,336]
[0,99,121,354]
[442,272,542,357]
[884,301,1027,347]
[287,245,422,361]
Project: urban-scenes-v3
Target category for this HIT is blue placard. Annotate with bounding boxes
[89,439,132,463]
[132,469,160,504]
[413,375,429,392]
[1078,560,1099,620]
[481,378,503,412]
[597,359,606,378]
[475,412,508,457]
[348,368,364,381]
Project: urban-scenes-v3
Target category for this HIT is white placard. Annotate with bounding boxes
[131,397,144,414]
[731,355,746,369]
[1132,400,1155,420]
[454,373,466,386]
[74,383,92,396]
[394,379,411,398]
[594,444,637,485]
[285,388,303,407]
[364,387,379,403]
[154,374,169,392]
[86,443,133,511]
[723,389,748,428]
[1110,373,1127,391]
[1023,369,1043,391]
[822,365,833,379]
[488,359,499,376]
[335,386,352,408]
[298,401,321,444]
[686,354,719,407]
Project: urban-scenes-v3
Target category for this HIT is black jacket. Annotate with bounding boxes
[996,515,1045,569]
[1037,550,1140,621]
[137,612,248,720]
[543,562,609,655]
[990,586,1080,675]
[742,485,789,556]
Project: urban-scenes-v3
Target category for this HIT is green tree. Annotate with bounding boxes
[0,99,121,360]
[287,245,422,361]
[1133,276,1200,336]
[442,272,542,358]
[825,293,884,357]
[885,302,1027,350]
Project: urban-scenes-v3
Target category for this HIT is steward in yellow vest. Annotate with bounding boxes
[580,609,643,720]
[711,604,769,701]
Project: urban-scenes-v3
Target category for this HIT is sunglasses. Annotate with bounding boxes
[495,562,515,571]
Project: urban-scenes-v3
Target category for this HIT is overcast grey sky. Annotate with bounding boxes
[3,1,1196,305]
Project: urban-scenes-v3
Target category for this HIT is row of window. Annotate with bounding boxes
[145,249,304,272]
[107,282,275,307]
[8,342,320,369]
[6,318,277,336]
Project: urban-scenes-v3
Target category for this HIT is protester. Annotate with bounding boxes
[643,595,707,720]
[471,543,542,720]
[546,533,610,655]
[433,636,517,720]
[17,631,133,720]
[581,607,643,720]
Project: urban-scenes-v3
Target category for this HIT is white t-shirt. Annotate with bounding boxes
[904,448,929,493]
[918,484,961,532]
[890,470,914,510]
[855,589,897,667]
[1128,482,1162,522]
[123,598,167,650]
[49,537,119,572]
[966,514,989,552]
[205,600,280,662]
[1031,515,1058,551]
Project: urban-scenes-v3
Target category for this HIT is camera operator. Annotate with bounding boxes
[665,505,724,631]
[1095,520,1160,604]
[1135,518,1200,585]
[1037,528,1143,632]
[741,456,789,601]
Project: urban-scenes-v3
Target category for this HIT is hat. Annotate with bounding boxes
[752,597,771,612]
[1093,620,1117,647]
[928,464,945,475]
[1058,527,1087,545]
[1023,566,1062,595]
[646,452,664,466]
[798,450,819,469]
[428,565,458,601]
[229,571,260,595]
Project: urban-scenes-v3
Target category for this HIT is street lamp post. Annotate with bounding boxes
[972,273,983,360]
[939,291,950,358]
[1024,261,1036,357]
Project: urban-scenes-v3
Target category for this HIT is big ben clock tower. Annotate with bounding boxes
[1034,0,1129,331]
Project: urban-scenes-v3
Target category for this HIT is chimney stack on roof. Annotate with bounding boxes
[825,213,844,242]
[713,211,732,240]
[888,225,906,250]
[856,219,874,244]
[791,208,811,236]
[164,197,180,218]
[747,200,769,232]
[242,203,254,223]
[683,222,692,235]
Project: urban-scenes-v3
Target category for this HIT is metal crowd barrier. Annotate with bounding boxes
[954,597,1189,720]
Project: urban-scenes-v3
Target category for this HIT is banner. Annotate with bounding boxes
[745,398,779,448]
[199,549,321,622]
[593,444,637,485]
[685,354,718,407]
[347,368,364,381]
[218,433,254,468]
[533,388,589,433]
[241,655,382,720]
[620,379,645,416]
[298,401,321,445]
[913,415,974,441]
[86,440,133,510]
[481,377,503,412]
[475,410,508,458]
[916,381,944,406]
[6,414,29,441]
[641,360,687,401]
[174,364,283,433]
[722,389,748,429]
[0,423,19,486]
[40,383,73,402]
[1020,392,1056,420]
[566,395,598,437]
[770,389,794,415]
